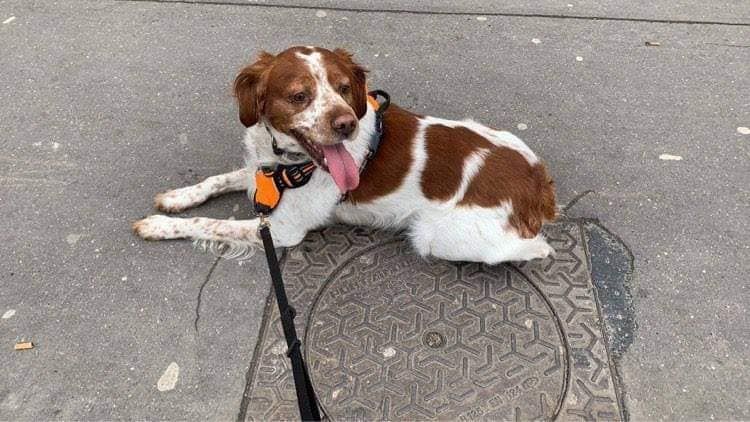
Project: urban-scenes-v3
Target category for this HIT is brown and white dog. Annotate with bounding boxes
[133,46,556,264]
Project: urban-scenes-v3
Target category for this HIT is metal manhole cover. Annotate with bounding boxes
[306,243,565,420]
[242,222,623,421]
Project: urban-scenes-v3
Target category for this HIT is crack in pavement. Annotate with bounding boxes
[194,256,221,332]
[704,42,750,48]
[114,0,750,27]
[562,189,595,213]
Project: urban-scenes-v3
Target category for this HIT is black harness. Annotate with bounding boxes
[254,90,389,421]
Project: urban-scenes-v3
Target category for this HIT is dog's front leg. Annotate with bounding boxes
[135,170,341,247]
[154,169,252,213]
[132,214,310,248]
[133,215,262,244]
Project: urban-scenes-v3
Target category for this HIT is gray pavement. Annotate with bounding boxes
[1,0,748,420]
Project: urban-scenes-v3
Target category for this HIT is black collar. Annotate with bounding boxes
[263,124,309,162]
[360,90,390,171]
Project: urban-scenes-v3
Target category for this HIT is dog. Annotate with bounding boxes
[133,46,556,264]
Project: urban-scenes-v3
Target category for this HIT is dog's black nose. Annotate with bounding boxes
[332,114,357,137]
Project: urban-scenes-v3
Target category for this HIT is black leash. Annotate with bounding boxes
[258,216,322,421]
[253,90,390,420]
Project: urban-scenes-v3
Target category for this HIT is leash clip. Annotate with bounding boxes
[286,339,301,358]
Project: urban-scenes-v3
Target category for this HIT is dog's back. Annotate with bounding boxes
[337,105,556,263]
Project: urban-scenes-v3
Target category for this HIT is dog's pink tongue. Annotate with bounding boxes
[322,143,359,193]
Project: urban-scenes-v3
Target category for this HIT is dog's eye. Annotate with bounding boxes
[339,84,351,95]
[290,92,307,103]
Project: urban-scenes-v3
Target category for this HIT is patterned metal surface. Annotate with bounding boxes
[243,222,622,421]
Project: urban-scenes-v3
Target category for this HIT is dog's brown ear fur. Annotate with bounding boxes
[234,52,276,127]
[333,48,368,119]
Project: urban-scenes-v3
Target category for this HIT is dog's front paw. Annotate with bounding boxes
[154,188,204,213]
[132,215,180,240]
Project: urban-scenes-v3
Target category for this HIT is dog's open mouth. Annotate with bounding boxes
[290,129,327,170]
[290,129,360,193]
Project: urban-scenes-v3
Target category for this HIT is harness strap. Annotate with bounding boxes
[258,220,322,421]
[363,90,390,167]
[253,162,315,215]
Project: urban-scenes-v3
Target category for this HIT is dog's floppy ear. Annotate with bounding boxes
[234,51,276,127]
[334,48,368,119]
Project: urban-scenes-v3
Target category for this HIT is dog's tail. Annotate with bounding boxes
[535,162,557,222]
[508,162,557,239]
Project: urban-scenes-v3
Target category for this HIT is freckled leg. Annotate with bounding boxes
[133,215,261,245]
[132,214,310,248]
[154,169,251,213]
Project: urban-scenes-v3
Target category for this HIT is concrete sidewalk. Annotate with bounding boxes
[1,0,748,420]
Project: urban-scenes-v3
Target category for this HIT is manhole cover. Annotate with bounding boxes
[243,222,623,421]
[307,243,565,420]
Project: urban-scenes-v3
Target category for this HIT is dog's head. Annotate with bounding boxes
[234,46,368,192]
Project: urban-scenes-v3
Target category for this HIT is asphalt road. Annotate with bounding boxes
[1,0,748,420]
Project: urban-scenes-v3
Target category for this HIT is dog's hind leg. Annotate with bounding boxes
[409,207,553,264]
[154,169,251,213]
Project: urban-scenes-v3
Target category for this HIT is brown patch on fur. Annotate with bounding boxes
[420,125,494,201]
[234,51,276,127]
[256,48,315,132]
[347,104,419,203]
[417,123,556,238]
[330,49,368,119]
[235,47,323,130]
[459,149,556,238]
